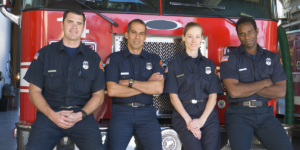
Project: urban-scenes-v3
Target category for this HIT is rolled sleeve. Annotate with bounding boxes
[208,63,224,96]
[23,49,45,89]
[271,54,288,83]
[105,55,120,84]
[91,55,106,93]
[220,55,239,81]
[163,61,178,94]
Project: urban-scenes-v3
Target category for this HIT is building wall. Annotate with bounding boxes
[0,11,12,99]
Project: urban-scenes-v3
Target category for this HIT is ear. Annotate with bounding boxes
[182,34,185,41]
[61,21,64,30]
[125,31,128,39]
[256,28,259,36]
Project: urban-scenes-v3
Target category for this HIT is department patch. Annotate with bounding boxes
[205,66,211,74]
[34,53,39,60]
[215,68,218,77]
[266,58,271,66]
[165,66,168,73]
[280,59,283,65]
[160,60,164,69]
[83,61,89,70]
[221,56,229,62]
[106,58,110,65]
[99,60,104,72]
[146,62,152,70]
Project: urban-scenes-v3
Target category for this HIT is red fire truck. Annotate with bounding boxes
[0,0,293,149]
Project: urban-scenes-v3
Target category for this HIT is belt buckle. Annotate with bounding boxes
[191,99,197,104]
[249,100,257,108]
[132,102,138,107]
[65,106,73,109]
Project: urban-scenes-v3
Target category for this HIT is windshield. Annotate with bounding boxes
[164,0,277,20]
[23,0,159,14]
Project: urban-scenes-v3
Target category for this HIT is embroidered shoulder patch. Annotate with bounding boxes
[165,66,168,73]
[34,53,39,60]
[160,60,164,69]
[221,56,229,62]
[106,58,110,65]
[100,60,104,72]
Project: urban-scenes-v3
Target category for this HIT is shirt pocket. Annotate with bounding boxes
[76,72,95,93]
[140,70,152,81]
[43,71,63,90]
[239,69,252,83]
[201,74,211,93]
[260,67,274,80]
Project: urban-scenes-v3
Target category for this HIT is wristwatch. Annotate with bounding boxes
[79,110,87,119]
[129,79,134,88]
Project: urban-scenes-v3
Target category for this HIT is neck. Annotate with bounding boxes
[62,37,81,48]
[128,46,142,55]
[186,48,198,58]
[244,44,257,55]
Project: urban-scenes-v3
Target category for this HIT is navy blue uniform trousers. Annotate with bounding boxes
[108,104,162,150]
[172,102,221,150]
[26,108,103,150]
[225,105,293,150]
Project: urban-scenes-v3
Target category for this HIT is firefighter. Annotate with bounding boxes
[220,17,294,150]
[105,19,165,150]
[24,9,105,150]
[164,22,223,150]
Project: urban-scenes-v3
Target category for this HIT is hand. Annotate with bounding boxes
[188,118,206,130]
[263,79,273,87]
[190,128,201,140]
[119,79,129,86]
[49,110,75,129]
[148,72,163,81]
[61,112,82,125]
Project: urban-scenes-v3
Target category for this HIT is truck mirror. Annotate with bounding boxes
[0,0,14,7]
[0,0,6,7]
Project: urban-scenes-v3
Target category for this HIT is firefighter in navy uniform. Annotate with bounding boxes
[220,17,294,150]
[164,22,223,150]
[105,19,165,150]
[24,9,105,150]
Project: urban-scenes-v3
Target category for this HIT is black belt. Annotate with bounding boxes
[52,105,83,109]
[113,102,152,107]
[231,100,267,107]
[181,99,206,104]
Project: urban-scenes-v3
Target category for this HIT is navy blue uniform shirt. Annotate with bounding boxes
[164,51,223,100]
[24,40,106,107]
[105,47,165,104]
[220,44,287,103]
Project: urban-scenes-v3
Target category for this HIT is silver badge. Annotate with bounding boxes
[83,61,89,70]
[205,66,211,74]
[217,100,226,109]
[146,62,152,70]
[266,58,271,66]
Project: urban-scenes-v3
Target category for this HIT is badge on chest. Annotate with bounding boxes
[83,61,89,70]
[266,58,271,66]
[205,66,211,74]
[146,62,152,70]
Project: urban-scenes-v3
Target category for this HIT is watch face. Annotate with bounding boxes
[130,79,134,83]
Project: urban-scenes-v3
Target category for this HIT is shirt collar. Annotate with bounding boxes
[181,50,204,61]
[58,39,86,55]
[238,44,265,56]
[122,47,149,60]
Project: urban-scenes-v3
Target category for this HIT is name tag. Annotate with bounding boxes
[121,72,129,75]
[48,70,56,72]
[239,68,247,71]
[177,74,184,78]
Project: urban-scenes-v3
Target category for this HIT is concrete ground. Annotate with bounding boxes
[0,110,300,150]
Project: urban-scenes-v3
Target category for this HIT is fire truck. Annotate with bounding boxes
[0,0,294,150]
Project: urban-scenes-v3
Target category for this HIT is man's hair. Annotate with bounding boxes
[63,9,86,25]
[127,19,147,34]
[236,17,257,33]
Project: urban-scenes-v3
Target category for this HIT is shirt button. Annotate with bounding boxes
[135,72,138,74]
[66,99,68,101]
[68,89,70,91]
[69,68,71,70]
